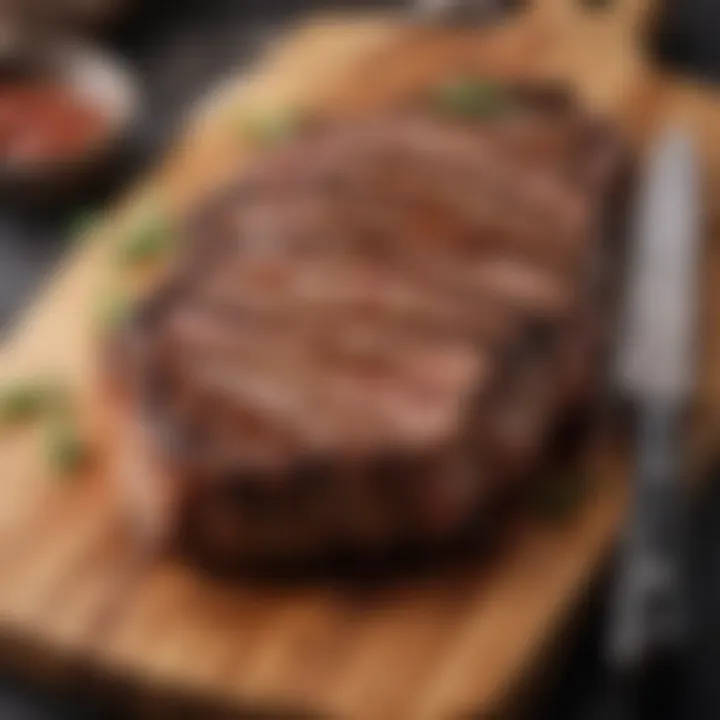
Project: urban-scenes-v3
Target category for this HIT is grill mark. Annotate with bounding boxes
[162,305,488,442]
[110,96,626,563]
[344,119,589,233]
[325,167,586,272]
[133,109,603,466]
[183,262,514,355]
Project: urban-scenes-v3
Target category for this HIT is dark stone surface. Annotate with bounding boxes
[0,1,720,717]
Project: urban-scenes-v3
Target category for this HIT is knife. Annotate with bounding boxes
[597,125,702,718]
[410,0,520,23]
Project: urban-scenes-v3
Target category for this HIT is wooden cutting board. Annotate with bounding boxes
[1,2,720,718]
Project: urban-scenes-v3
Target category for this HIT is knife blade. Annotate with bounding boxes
[600,125,702,718]
[616,126,701,407]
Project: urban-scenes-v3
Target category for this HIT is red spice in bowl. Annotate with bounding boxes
[0,81,109,166]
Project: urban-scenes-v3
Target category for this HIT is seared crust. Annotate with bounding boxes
[107,86,626,568]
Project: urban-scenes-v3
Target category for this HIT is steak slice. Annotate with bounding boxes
[106,85,627,569]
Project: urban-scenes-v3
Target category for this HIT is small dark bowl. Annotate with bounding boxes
[0,40,141,205]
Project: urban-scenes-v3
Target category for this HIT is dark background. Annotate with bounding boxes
[1,1,720,717]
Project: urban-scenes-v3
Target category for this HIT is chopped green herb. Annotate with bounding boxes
[46,418,87,478]
[0,379,69,426]
[0,383,47,424]
[0,376,87,478]
[432,78,509,119]
[119,211,170,267]
[240,108,312,148]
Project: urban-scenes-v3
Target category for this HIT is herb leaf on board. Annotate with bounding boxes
[431,78,510,120]
[119,209,170,267]
[239,108,313,148]
[46,418,88,478]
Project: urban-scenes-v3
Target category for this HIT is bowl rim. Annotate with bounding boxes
[0,38,141,185]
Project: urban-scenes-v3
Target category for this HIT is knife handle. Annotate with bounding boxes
[605,400,689,710]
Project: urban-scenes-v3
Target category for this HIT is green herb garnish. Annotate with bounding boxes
[119,211,170,267]
[240,108,313,148]
[0,376,89,479]
[0,383,48,424]
[46,418,87,478]
[0,379,69,426]
[432,78,509,119]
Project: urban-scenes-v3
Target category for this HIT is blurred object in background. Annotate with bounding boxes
[0,0,140,204]
[1,0,132,33]
[0,0,133,65]
[0,41,139,204]
[39,0,133,31]
[655,0,720,81]
[411,0,523,22]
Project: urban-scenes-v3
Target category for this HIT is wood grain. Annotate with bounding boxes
[0,2,719,718]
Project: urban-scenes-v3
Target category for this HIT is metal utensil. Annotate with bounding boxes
[410,0,514,23]
[600,125,702,717]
